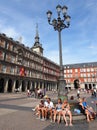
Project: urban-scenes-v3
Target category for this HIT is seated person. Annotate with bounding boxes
[62,99,73,126]
[32,99,44,119]
[79,98,86,115]
[79,97,96,122]
[41,97,54,121]
[53,98,62,123]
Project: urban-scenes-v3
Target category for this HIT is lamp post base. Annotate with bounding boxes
[58,79,68,101]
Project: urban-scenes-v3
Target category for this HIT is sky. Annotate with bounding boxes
[0,0,97,65]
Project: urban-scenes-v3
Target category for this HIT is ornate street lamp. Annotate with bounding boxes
[46,5,71,98]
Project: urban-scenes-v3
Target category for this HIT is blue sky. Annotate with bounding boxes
[0,0,97,65]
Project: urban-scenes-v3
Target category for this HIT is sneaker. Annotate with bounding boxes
[50,119,53,123]
[44,118,47,121]
[36,117,41,120]
[41,118,45,121]
[32,108,35,111]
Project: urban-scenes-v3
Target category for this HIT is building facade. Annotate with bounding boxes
[64,62,97,90]
[0,29,59,93]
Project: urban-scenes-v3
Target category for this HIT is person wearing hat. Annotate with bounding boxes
[44,95,48,99]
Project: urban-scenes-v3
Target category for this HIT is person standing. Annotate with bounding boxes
[77,89,80,98]
[94,88,96,97]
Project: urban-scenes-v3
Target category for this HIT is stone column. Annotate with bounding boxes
[42,82,44,89]
[55,83,58,90]
[19,80,22,92]
[91,83,93,90]
[12,80,16,92]
[38,82,40,89]
[34,82,37,89]
[4,79,8,93]
[87,84,89,89]
[29,81,32,90]
[25,81,28,92]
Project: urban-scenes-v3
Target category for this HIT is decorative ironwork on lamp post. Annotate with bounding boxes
[46,5,71,97]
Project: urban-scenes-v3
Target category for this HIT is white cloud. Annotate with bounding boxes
[3,27,18,38]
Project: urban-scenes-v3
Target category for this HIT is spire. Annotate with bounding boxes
[35,23,39,43]
[36,23,39,37]
[31,24,43,56]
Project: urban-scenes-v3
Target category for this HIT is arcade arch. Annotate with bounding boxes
[0,78,4,93]
[7,79,13,92]
[74,79,80,89]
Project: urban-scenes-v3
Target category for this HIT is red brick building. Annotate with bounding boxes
[64,63,97,90]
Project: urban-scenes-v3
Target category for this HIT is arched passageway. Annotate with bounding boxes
[7,79,13,92]
[15,80,19,89]
[74,79,80,89]
[85,84,88,89]
[40,82,42,88]
[22,80,26,92]
[0,78,4,93]
[27,81,30,90]
[89,84,92,89]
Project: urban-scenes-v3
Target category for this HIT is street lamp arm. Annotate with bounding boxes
[47,17,70,32]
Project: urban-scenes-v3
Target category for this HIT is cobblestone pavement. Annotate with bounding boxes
[0,91,97,130]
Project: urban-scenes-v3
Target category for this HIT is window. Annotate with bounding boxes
[83,68,86,72]
[70,69,72,73]
[81,73,83,77]
[2,65,6,73]
[75,69,78,73]
[0,39,5,48]
[84,78,87,82]
[67,66,69,68]
[0,51,4,60]
[11,56,15,63]
[64,70,66,73]
[64,75,66,78]
[16,67,20,74]
[10,67,14,74]
[91,68,94,72]
[64,66,66,69]
[6,54,11,61]
[87,68,90,72]
[68,79,70,83]
[84,73,86,77]
[87,73,90,77]
[67,69,70,73]
[80,68,83,72]
[88,78,91,82]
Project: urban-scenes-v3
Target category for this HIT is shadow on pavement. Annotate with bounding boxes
[0,103,32,112]
[43,121,89,130]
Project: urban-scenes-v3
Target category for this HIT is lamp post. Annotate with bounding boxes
[46,5,71,98]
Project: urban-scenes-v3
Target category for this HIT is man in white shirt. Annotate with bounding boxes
[41,97,54,121]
